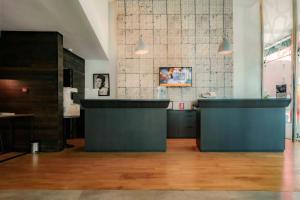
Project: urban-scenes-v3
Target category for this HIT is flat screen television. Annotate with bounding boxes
[159,67,192,87]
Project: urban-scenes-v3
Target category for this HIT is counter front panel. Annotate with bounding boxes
[81,99,170,152]
[195,99,291,152]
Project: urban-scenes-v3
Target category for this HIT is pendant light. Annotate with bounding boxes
[135,35,148,55]
[218,0,233,55]
[218,37,232,55]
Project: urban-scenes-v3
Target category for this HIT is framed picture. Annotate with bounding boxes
[93,73,110,96]
[276,84,287,98]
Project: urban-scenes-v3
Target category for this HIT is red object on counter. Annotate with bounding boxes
[179,102,184,110]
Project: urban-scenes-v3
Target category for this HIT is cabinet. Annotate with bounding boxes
[167,110,196,138]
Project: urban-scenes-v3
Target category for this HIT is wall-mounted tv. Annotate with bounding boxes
[159,67,192,87]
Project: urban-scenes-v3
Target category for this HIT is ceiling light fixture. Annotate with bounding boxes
[134,35,148,55]
[218,0,233,56]
[218,37,232,55]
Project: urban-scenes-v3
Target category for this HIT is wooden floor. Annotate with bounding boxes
[0,139,299,191]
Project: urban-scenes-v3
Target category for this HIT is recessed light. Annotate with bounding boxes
[21,87,29,93]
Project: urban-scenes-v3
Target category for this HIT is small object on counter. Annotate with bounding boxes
[179,102,184,110]
[201,92,217,98]
[157,86,168,99]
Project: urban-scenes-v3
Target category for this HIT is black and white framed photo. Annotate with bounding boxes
[276,84,287,98]
[93,73,110,96]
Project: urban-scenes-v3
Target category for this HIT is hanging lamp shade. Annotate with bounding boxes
[218,0,232,56]
[134,35,148,55]
[218,37,232,55]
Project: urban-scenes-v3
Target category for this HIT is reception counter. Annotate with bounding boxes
[81,99,170,152]
[195,98,291,152]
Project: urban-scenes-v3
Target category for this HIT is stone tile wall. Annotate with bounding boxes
[116,0,233,109]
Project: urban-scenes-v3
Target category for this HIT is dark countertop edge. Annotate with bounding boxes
[197,98,290,101]
[196,98,291,108]
[81,99,170,102]
[80,99,170,108]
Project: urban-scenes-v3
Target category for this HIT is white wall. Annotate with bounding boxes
[84,1,117,99]
[233,0,261,98]
[79,0,110,58]
[85,59,117,99]
[264,59,292,97]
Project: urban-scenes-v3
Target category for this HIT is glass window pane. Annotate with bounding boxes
[263,0,293,139]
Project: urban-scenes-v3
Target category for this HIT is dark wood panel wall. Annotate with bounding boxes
[0,31,64,152]
[63,48,85,104]
[63,49,85,138]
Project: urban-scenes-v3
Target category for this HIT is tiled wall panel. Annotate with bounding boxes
[116,0,233,107]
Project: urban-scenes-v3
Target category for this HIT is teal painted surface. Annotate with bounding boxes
[197,108,286,152]
[167,110,196,138]
[85,108,167,152]
[197,99,291,108]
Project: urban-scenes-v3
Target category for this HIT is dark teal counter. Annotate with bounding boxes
[81,99,170,152]
[195,98,291,152]
[81,99,170,108]
[196,98,290,108]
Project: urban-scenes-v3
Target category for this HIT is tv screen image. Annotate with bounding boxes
[159,67,192,87]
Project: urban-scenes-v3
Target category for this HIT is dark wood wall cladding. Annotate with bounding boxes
[0,31,59,67]
[0,31,64,152]
[57,33,64,151]
[63,49,85,139]
[63,49,85,104]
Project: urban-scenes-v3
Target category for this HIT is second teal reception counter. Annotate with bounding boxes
[195,98,291,152]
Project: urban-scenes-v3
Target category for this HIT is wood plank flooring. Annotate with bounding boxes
[0,152,27,163]
[0,139,299,191]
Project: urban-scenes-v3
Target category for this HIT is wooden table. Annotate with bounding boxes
[0,114,34,155]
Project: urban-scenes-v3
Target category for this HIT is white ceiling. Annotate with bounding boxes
[0,0,108,60]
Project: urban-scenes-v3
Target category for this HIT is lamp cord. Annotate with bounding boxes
[223,0,225,39]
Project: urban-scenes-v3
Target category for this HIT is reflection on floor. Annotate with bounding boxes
[0,139,299,192]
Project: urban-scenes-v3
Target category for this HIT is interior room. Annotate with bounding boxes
[0,0,300,199]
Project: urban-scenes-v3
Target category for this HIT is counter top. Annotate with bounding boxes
[196,98,291,108]
[81,99,170,108]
